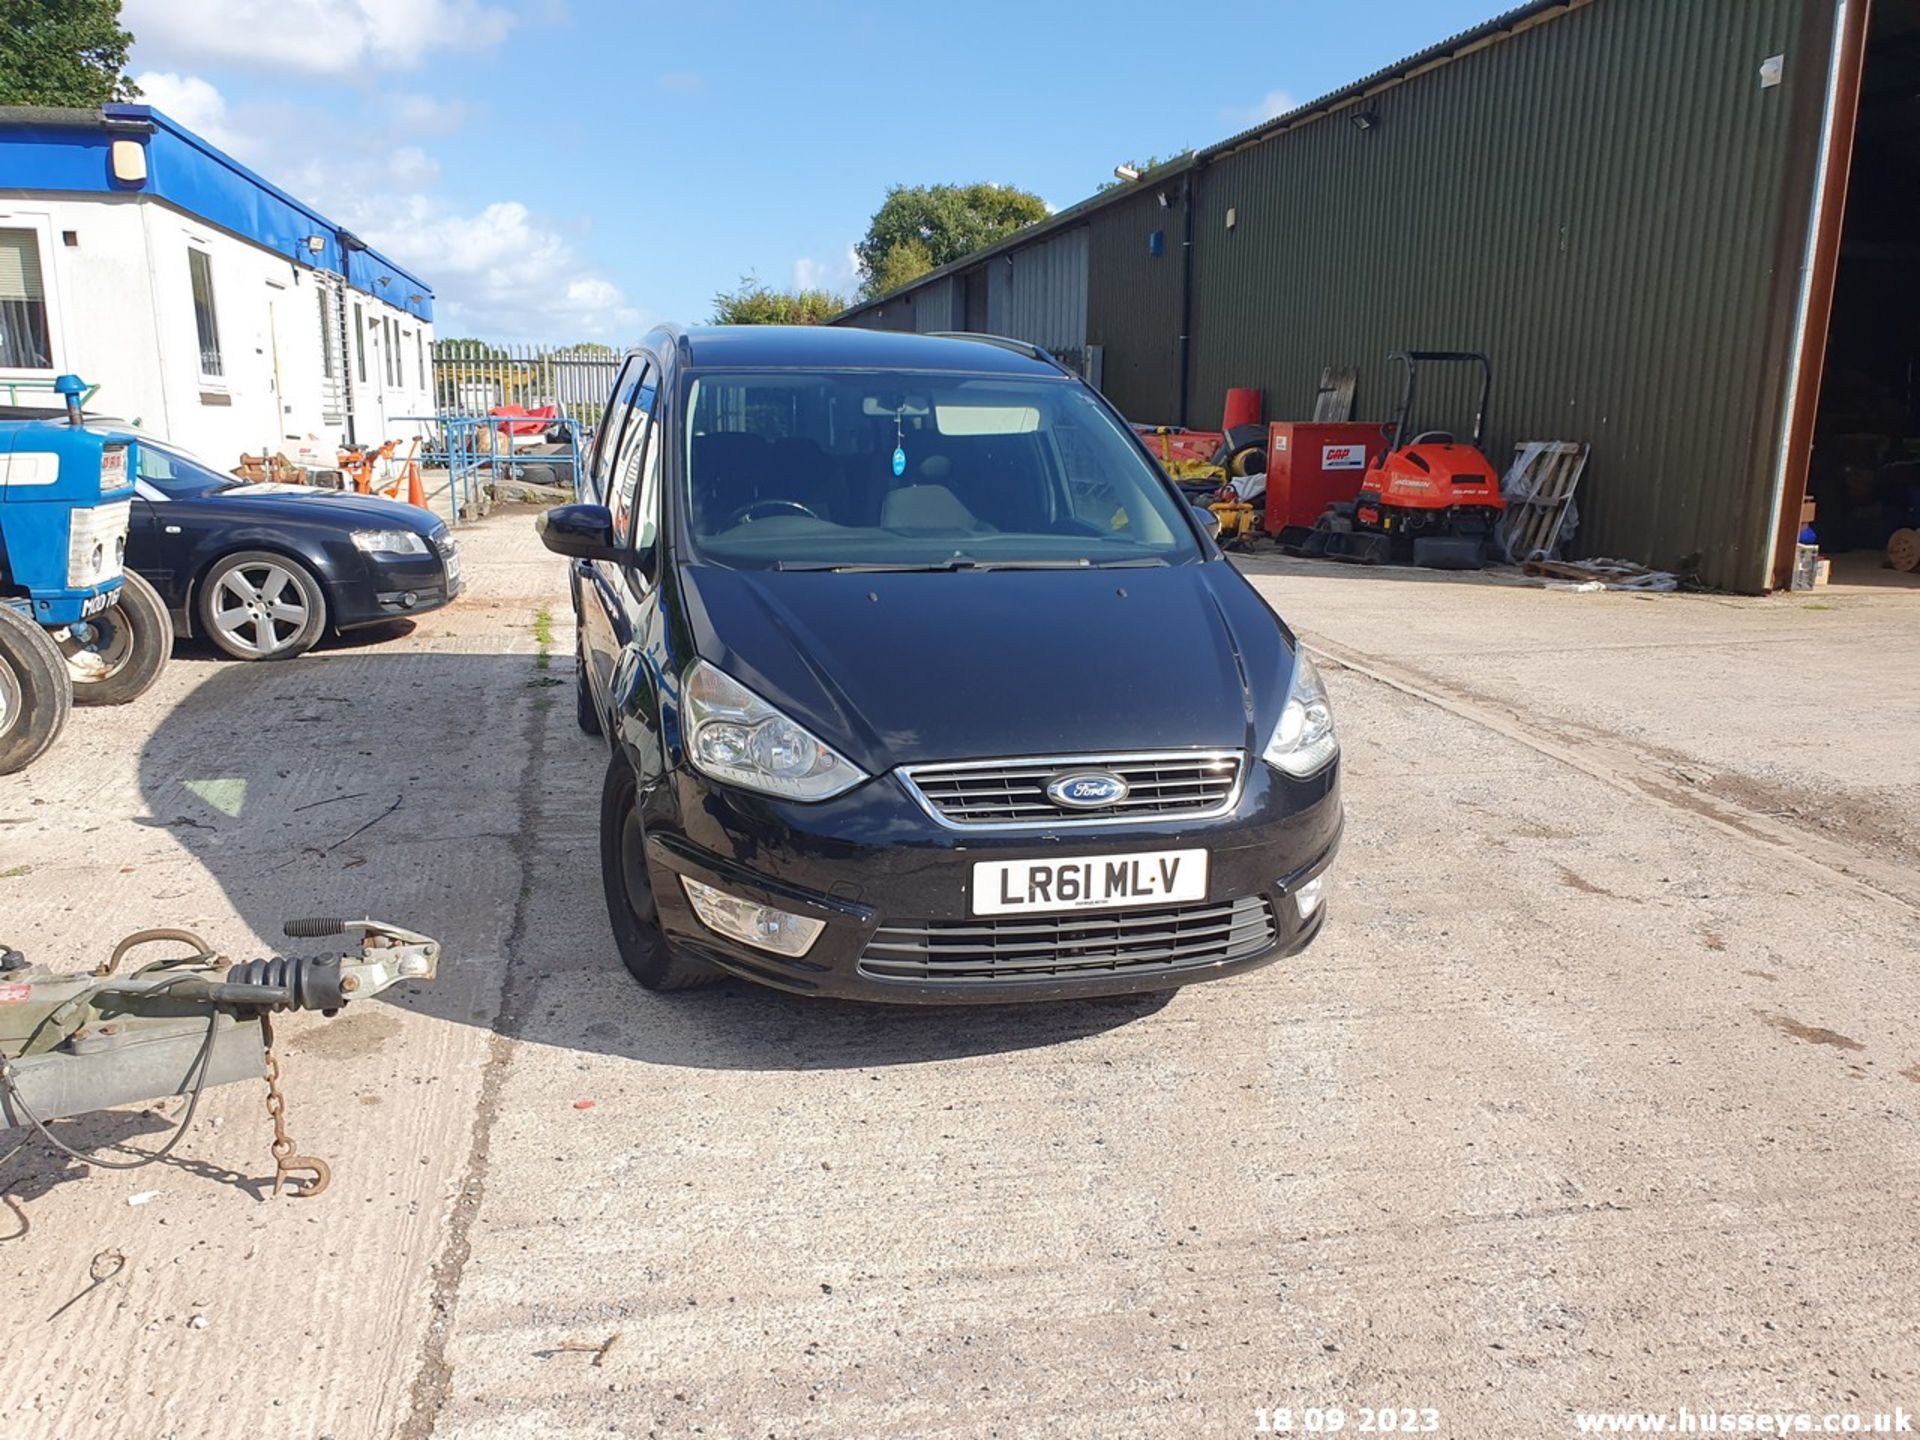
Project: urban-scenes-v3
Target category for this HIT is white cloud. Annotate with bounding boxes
[1225,89,1298,128]
[387,145,440,188]
[124,0,515,77]
[792,245,859,298]
[120,69,631,342]
[130,71,251,157]
[358,200,642,341]
[388,93,469,136]
[657,71,704,95]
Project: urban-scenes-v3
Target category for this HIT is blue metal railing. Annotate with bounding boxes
[393,414,586,528]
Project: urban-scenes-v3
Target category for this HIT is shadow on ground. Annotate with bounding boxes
[130,648,1169,1074]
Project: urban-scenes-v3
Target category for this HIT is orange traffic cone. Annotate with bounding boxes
[405,457,427,509]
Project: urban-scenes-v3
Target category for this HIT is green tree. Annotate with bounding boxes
[0,0,139,107]
[855,183,1048,299]
[709,275,846,326]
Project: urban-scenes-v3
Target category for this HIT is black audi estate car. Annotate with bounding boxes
[539,325,1341,1002]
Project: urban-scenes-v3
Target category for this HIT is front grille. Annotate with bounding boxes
[857,895,1275,985]
[899,750,1243,828]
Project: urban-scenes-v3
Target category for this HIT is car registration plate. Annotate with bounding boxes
[443,548,461,587]
[971,848,1208,917]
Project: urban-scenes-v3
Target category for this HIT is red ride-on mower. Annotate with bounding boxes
[1306,351,1505,569]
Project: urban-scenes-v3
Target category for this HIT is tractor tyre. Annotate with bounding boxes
[0,607,73,776]
[66,569,172,706]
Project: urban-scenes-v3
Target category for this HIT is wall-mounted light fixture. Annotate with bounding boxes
[1113,163,1142,183]
[109,138,147,183]
[376,275,391,286]
[1350,110,1379,132]
[408,293,424,305]
[304,235,326,254]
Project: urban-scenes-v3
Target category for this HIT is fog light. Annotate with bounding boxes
[1293,874,1327,919]
[680,876,825,957]
[401,591,418,608]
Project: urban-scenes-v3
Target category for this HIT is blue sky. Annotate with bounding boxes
[122,0,1499,342]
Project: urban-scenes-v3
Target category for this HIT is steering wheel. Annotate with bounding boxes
[731,499,819,525]
[1408,429,1456,445]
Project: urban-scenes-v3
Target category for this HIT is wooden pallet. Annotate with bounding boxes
[1311,366,1357,422]
[1497,441,1590,562]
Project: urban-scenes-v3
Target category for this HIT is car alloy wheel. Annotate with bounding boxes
[198,551,327,661]
[210,562,308,655]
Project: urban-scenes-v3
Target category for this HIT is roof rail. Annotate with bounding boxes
[925,331,1072,376]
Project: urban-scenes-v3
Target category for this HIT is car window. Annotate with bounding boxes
[588,356,642,500]
[681,369,1197,570]
[136,441,236,497]
[609,364,658,549]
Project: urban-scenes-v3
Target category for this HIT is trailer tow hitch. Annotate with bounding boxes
[0,919,440,1198]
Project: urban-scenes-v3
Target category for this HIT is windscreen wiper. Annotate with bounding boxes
[771,555,1169,573]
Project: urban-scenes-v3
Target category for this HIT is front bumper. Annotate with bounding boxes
[332,547,462,630]
[639,754,1342,1004]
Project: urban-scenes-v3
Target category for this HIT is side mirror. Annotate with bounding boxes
[536,503,624,562]
[1191,504,1222,539]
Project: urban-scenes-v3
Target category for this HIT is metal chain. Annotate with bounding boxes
[260,1014,330,1198]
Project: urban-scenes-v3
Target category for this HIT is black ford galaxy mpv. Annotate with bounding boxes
[539,326,1341,1002]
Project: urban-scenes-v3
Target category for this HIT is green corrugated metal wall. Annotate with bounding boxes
[834,0,1840,588]
[1087,187,1188,423]
[1174,0,1831,590]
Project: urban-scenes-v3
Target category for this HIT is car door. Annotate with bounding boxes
[127,446,211,610]
[579,360,658,716]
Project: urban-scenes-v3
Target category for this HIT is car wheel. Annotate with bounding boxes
[575,635,602,737]
[599,754,719,991]
[64,570,172,707]
[0,606,73,776]
[198,551,328,661]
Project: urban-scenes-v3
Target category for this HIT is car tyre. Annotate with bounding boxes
[0,606,73,775]
[575,635,602,737]
[600,754,719,992]
[198,551,328,661]
[65,569,172,707]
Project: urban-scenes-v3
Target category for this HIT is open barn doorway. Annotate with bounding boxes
[1805,2,1920,585]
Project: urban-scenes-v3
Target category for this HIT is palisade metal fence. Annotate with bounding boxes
[430,340,621,425]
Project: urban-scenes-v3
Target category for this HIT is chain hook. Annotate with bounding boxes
[259,1015,331,1198]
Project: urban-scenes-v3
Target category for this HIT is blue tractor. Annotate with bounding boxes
[1,376,172,774]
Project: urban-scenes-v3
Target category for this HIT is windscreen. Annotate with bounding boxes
[682,370,1201,570]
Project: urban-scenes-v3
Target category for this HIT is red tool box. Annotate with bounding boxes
[1264,421,1390,540]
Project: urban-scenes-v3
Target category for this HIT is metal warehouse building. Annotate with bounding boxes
[836,0,1907,593]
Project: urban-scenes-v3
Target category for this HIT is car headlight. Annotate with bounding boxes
[1262,651,1338,778]
[683,659,867,801]
[350,529,430,556]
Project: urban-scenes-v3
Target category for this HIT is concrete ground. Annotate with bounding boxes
[1,514,1916,1440]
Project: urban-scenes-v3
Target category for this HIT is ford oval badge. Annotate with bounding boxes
[1045,771,1130,810]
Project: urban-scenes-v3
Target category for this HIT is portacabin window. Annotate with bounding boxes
[0,227,53,370]
[317,287,335,380]
[415,330,425,390]
[187,247,223,378]
[353,301,367,382]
